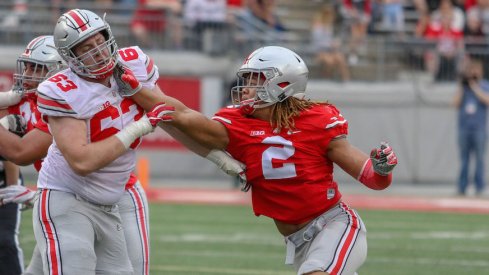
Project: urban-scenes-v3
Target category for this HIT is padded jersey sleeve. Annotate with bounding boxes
[319,104,348,147]
[118,46,159,90]
[36,77,78,118]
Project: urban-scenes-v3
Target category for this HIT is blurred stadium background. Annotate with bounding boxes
[2,0,489,274]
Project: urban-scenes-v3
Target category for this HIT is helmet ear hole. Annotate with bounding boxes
[278,82,290,88]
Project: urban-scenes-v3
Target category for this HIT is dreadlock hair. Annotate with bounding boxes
[270,97,323,131]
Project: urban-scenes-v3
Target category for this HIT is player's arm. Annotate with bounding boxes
[131,86,229,150]
[115,65,245,179]
[0,127,51,166]
[328,137,397,190]
[48,107,166,176]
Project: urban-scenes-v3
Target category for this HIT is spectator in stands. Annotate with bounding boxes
[183,0,229,55]
[465,5,489,79]
[311,5,351,82]
[413,0,442,37]
[453,57,489,196]
[131,0,182,49]
[380,0,405,34]
[467,0,489,35]
[341,0,372,65]
[424,3,464,81]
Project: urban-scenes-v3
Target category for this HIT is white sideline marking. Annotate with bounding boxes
[371,257,489,268]
[157,250,283,259]
[368,230,489,240]
[152,265,292,274]
[157,233,283,246]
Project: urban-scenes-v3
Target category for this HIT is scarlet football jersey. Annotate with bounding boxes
[213,103,348,224]
[8,94,49,171]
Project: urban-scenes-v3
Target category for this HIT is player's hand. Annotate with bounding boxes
[0,185,35,206]
[114,64,142,97]
[0,114,26,136]
[205,150,250,191]
[370,142,398,176]
[146,102,175,127]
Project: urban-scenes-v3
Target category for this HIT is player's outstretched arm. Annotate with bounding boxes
[116,67,245,178]
[328,138,397,190]
[0,126,51,166]
[49,105,171,176]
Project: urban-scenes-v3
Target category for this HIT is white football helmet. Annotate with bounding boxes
[13,35,65,96]
[231,46,309,112]
[53,9,118,79]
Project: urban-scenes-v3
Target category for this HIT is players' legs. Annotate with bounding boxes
[33,189,133,275]
[296,203,367,275]
[33,189,97,274]
[23,244,43,275]
[0,202,24,275]
[118,182,150,275]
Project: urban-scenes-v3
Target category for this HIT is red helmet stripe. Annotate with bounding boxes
[67,10,88,32]
[26,36,45,50]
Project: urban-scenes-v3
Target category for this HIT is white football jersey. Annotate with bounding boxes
[36,46,158,205]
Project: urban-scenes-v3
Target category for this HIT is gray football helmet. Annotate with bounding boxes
[53,9,118,79]
[13,35,65,96]
[231,46,309,111]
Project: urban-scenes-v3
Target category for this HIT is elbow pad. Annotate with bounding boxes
[357,159,392,190]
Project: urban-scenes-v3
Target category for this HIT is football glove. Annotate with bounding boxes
[0,114,27,136]
[370,142,398,176]
[115,103,175,149]
[113,63,142,97]
[0,185,35,206]
[205,150,249,192]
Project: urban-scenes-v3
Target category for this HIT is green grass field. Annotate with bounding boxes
[19,203,489,275]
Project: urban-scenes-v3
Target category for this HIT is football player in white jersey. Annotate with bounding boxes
[28,9,174,274]
[0,35,152,275]
[15,9,245,275]
[0,34,246,274]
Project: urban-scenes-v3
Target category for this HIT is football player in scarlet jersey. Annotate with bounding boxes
[120,46,398,275]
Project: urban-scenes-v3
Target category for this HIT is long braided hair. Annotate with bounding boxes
[269,97,322,130]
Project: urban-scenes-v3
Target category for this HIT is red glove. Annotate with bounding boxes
[114,64,142,97]
[146,102,175,127]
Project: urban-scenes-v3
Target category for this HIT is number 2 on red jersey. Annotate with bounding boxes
[262,136,297,179]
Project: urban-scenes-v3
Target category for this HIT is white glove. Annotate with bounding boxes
[0,90,22,109]
[205,149,250,192]
[0,114,27,136]
[0,185,35,206]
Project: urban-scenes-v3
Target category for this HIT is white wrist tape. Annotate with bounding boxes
[205,149,244,176]
[115,116,153,149]
[0,90,22,109]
